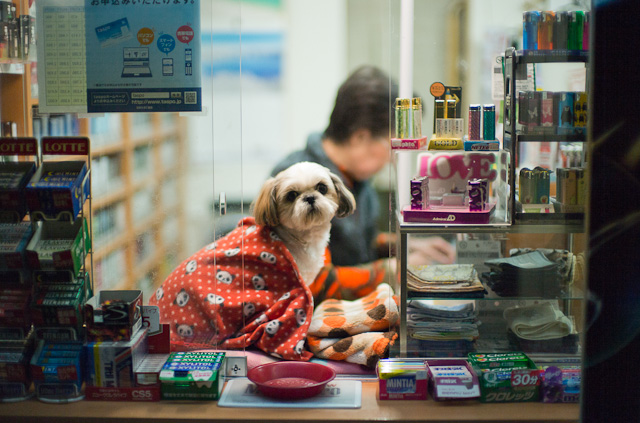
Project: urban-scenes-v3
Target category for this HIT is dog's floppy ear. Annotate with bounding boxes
[330,173,356,218]
[252,177,279,227]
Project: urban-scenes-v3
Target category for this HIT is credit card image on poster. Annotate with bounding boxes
[95,17,133,48]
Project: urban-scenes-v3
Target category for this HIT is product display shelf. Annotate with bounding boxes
[503,47,589,223]
[89,113,187,293]
[0,1,35,138]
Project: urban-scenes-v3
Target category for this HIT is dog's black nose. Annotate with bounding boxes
[304,195,316,205]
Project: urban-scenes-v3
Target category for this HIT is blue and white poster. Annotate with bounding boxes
[36,0,201,114]
[84,0,201,113]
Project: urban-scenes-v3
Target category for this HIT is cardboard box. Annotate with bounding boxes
[0,223,33,269]
[25,218,91,275]
[85,328,148,388]
[160,352,226,400]
[31,274,88,329]
[468,352,540,403]
[377,359,428,400]
[85,290,143,342]
[30,341,84,388]
[0,162,36,222]
[426,359,480,401]
[26,161,90,221]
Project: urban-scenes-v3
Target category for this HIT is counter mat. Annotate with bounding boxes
[218,379,362,408]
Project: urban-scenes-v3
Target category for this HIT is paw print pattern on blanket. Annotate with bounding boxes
[308,283,399,337]
[149,217,314,361]
[307,283,399,367]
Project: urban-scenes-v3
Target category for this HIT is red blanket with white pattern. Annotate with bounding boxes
[149,217,314,360]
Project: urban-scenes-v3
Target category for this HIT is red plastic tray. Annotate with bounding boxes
[247,361,336,400]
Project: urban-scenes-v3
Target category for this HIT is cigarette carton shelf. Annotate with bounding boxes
[0,0,187,294]
[391,48,589,363]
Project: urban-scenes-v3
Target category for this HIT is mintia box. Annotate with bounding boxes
[426,359,480,401]
[468,352,540,403]
[25,218,91,275]
[160,352,226,401]
[85,327,148,388]
[377,359,428,400]
[26,160,90,221]
[0,161,36,222]
[540,365,580,403]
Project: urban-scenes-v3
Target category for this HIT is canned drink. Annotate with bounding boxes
[446,99,457,119]
[523,11,540,50]
[554,11,569,50]
[410,176,429,210]
[468,104,482,140]
[395,98,412,139]
[538,11,555,50]
[483,104,496,140]
[411,97,423,138]
[433,99,445,134]
[519,168,536,204]
[557,92,575,134]
[533,167,550,204]
[568,11,584,50]
[468,178,488,211]
[576,168,586,205]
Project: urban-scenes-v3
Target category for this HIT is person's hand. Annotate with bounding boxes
[407,236,456,266]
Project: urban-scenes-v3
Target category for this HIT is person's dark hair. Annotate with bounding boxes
[324,65,399,144]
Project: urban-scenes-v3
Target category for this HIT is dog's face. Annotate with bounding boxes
[252,162,356,230]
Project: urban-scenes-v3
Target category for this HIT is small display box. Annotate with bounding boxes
[377,358,428,400]
[26,161,90,221]
[0,337,35,401]
[540,365,580,403]
[398,150,511,225]
[0,161,37,222]
[160,352,226,401]
[0,223,33,269]
[25,218,91,275]
[468,352,540,403]
[85,290,143,342]
[30,273,89,331]
[30,340,85,403]
[0,289,32,334]
[425,359,480,401]
[85,327,148,389]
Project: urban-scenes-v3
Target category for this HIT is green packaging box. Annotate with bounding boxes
[159,352,226,400]
[468,352,540,403]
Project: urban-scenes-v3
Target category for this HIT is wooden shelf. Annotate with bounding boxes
[0,380,579,423]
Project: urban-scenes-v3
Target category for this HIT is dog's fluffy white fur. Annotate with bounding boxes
[252,162,356,285]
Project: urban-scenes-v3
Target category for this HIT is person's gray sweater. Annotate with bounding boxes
[270,133,380,267]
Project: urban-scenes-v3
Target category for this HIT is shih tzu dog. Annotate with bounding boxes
[151,161,356,358]
[252,161,356,284]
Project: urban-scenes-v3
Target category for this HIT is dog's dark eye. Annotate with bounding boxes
[285,191,298,202]
[316,183,328,195]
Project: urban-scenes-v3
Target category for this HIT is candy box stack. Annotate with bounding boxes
[377,359,428,400]
[0,161,36,222]
[84,290,143,342]
[25,161,90,221]
[85,327,148,389]
[25,218,91,276]
[159,352,226,401]
[30,340,84,402]
[468,352,540,403]
[30,273,89,337]
[0,337,35,401]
